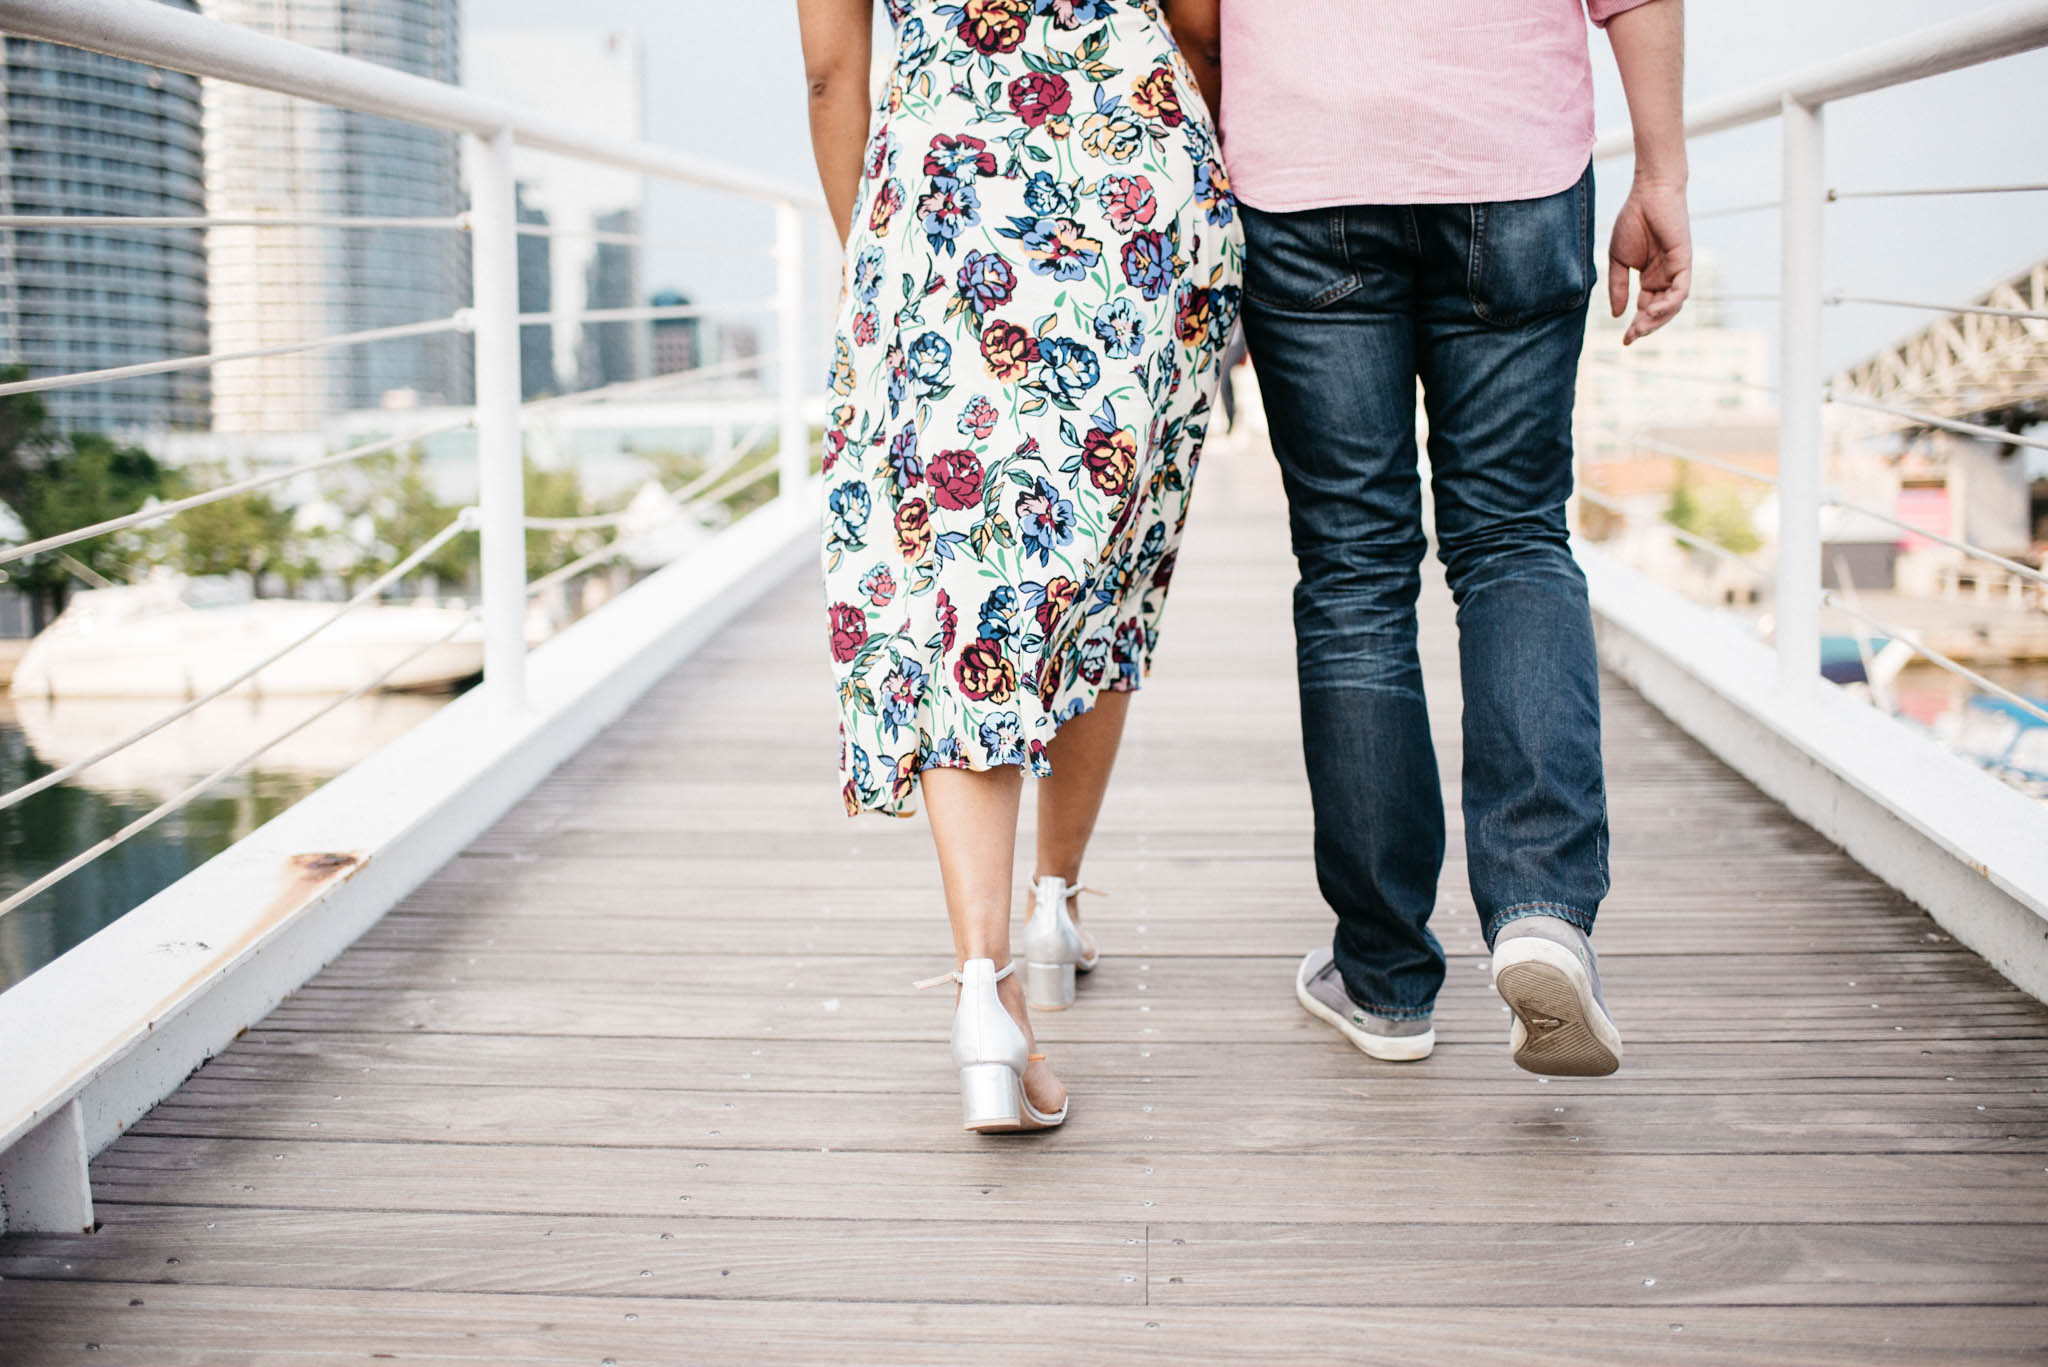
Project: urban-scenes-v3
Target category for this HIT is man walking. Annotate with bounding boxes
[1177,0,1692,1074]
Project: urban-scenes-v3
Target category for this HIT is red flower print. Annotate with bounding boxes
[868,178,904,237]
[1081,424,1138,497]
[828,602,868,663]
[954,637,1017,703]
[1129,66,1183,127]
[1034,575,1079,634]
[923,133,998,180]
[1007,71,1072,128]
[895,497,934,561]
[889,752,919,807]
[980,318,1039,382]
[822,427,847,475]
[927,449,987,510]
[851,309,878,347]
[1177,285,1216,347]
[955,0,1030,55]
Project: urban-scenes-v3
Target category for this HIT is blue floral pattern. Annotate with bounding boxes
[826,0,1243,817]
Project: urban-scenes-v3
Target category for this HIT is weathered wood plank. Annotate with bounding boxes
[4,1207,2040,1307]
[79,1136,2048,1224]
[3,1285,2045,1367]
[126,1078,2048,1154]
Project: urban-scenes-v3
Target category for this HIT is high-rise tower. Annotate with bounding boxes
[0,0,210,433]
[202,0,470,434]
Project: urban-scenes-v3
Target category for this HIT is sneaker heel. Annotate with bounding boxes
[1025,960,1076,1010]
[959,1062,1023,1130]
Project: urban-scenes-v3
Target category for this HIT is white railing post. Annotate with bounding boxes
[470,125,527,711]
[775,200,809,501]
[1775,94,1826,696]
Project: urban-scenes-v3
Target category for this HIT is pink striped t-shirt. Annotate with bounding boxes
[1217,0,1655,209]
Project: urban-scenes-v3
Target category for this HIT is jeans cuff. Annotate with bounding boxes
[1485,902,1596,947]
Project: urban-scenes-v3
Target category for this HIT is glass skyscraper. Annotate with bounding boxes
[0,0,211,433]
[202,0,470,434]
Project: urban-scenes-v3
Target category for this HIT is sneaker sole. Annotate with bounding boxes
[1491,939,1622,1077]
[1293,968,1434,1063]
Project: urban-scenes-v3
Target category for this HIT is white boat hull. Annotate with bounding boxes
[11,593,484,699]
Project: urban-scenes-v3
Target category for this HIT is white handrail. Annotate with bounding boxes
[1593,0,2048,157]
[0,0,824,208]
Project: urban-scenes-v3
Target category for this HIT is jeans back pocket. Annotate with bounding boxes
[1467,163,1594,328]
[1242,204,1362,312]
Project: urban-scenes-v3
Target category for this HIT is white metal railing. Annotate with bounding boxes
[1586,0,2048,772]
[0,0,827,926]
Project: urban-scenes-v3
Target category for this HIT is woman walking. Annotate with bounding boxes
[798,0,1242,1133]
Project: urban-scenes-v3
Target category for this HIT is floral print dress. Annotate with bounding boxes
[823,0,1243,817]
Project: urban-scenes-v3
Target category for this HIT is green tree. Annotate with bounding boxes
[8,432,165,620]
[160,462,310,586]
[524,458,611,580]
[331,445,477,588]
[1665,472,1762,556]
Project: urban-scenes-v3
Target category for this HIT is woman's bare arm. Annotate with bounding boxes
[797,0,874,247]
[1164,0,1223,124]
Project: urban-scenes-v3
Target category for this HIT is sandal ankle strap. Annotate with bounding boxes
[913,960,1016,991]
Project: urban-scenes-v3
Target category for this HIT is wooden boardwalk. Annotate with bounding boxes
[4,441,2047,1365]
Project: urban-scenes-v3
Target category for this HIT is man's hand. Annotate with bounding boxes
[1607,177,1691,344]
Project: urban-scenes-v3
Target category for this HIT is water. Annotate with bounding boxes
[1891,660,2048,798]
[0,691,451,991]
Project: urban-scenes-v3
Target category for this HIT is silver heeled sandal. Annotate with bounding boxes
[914,958,1067,1133]
[1020,876,1104,1011]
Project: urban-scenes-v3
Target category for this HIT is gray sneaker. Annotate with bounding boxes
[1294,948,1434,1062]
[1490,916,1622,1077]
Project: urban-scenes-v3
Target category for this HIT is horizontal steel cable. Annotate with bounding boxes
[0,512,477,815]
[1575,485,1773,578]
[522,422,772,532]
[1625,434,1783,487]
[1821,495,2048,589]
[0,606,482,922]
[1822,593,2048,728]
[0,313,471,398]
[515,302,742,327]
[511,223,772,255]
[1692,198,1782,221]
[1829,181,2048,201]
[1,355,771,565]
[0,414,477,568]
[517,354,766,415]
[523,443,783,597]
[1828,392,2048,455]
[1829,293,2048,323]
[1583,353,1782,396]
[0,213,465,230]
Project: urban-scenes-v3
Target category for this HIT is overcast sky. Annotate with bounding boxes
[466,0,2048,374]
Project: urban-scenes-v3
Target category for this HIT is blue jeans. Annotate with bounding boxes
[1239,165,1610,1020]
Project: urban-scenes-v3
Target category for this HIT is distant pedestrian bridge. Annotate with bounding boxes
[0,2,2044,1361]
